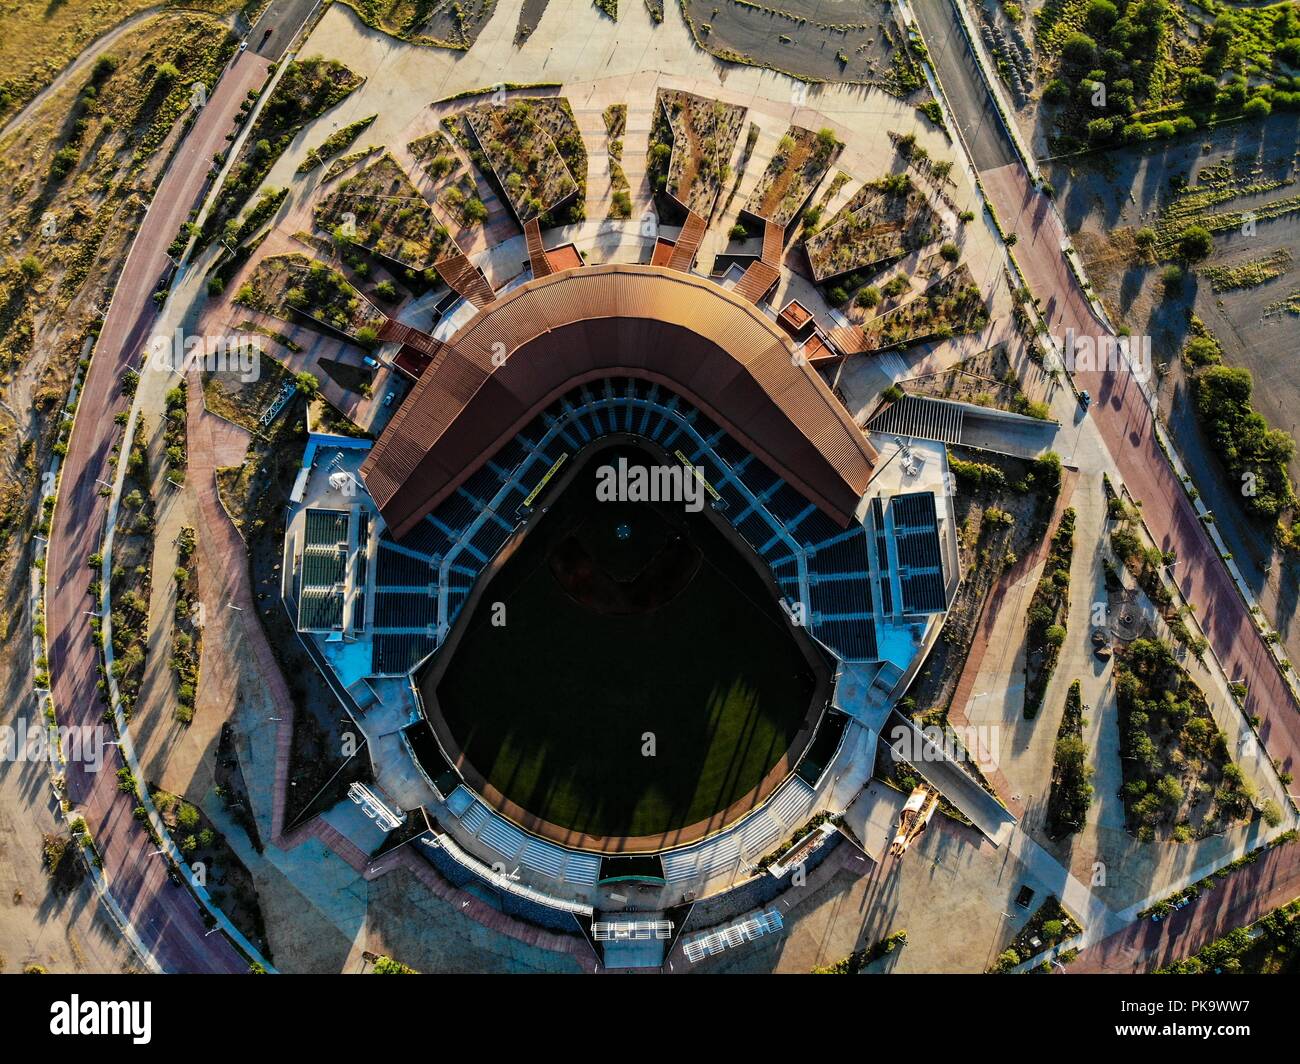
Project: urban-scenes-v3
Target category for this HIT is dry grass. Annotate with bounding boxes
[0,0,243,119]
[0,12,235,384]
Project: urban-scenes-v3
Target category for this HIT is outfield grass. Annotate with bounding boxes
[430,444,820,840]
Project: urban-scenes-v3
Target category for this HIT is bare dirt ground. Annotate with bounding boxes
[682,0,924,89]
[0,733,137,973]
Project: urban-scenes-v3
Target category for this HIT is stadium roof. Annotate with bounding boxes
[361,264,878,539]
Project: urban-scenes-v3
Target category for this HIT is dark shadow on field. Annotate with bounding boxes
[431,441,822,843]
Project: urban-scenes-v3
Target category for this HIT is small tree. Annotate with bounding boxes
[1178,225,1213,263]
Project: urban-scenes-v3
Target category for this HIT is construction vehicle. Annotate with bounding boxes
[889,785,939,857]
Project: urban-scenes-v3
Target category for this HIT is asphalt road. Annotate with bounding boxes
[910,0,1017,173]
[247,0,321,61]
[45,48,273,974]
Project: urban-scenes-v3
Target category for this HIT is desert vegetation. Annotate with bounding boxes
[315,152,452,268]
[805,173,941,282]
[743,125,842,227]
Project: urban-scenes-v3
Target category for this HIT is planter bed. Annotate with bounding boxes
[457,98,584,224]
[805,173,940,282]
[857,263,987,350]
[742,125,842,227]
[658,88,746,216]
[234,253,384,341]
[314,152,451,269]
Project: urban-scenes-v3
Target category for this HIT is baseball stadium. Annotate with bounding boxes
[281,258,964,949]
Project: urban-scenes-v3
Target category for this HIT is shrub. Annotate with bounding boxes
[1061,32,1098,67]
[1243,96,1272,119]
[1178,225,1213,263]
[1043,79,1070,104]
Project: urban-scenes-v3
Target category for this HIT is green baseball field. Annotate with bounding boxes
[427,443,822,841]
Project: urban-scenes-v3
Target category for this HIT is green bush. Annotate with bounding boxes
[1178,225,1213,263]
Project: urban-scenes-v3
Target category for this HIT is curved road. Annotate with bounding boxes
[45,48,272,973]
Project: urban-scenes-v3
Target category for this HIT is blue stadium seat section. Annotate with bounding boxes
[298,509,349,630]
[365,377,916,673]
[890,492,946,614]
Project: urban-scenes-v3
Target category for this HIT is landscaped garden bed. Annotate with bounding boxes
[169,526,201,725]
[454,98,585,224]
[991,895,1081,972]
[1115,637,1264,841]
[201,57,364,247]
[904,345,1050,419]
[1045,679,1093,836]
[856,263,988,350]
[162,381,188,480]
[742,125,842,227]
[104,400,156,720]
[1108,502,1209,659]
[408,131,489,228]
[604,103,632,220]
[804,173,941,282]
[297,114,377,174]
[652,89,746,216]
[314,153,452,270]
[150,786,270,955]
[234,253,385,341]
[1023,506,1076,719]
[323,144,382,182]
[202,348,295,437]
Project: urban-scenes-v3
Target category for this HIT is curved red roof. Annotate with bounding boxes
[361,264,876,538]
